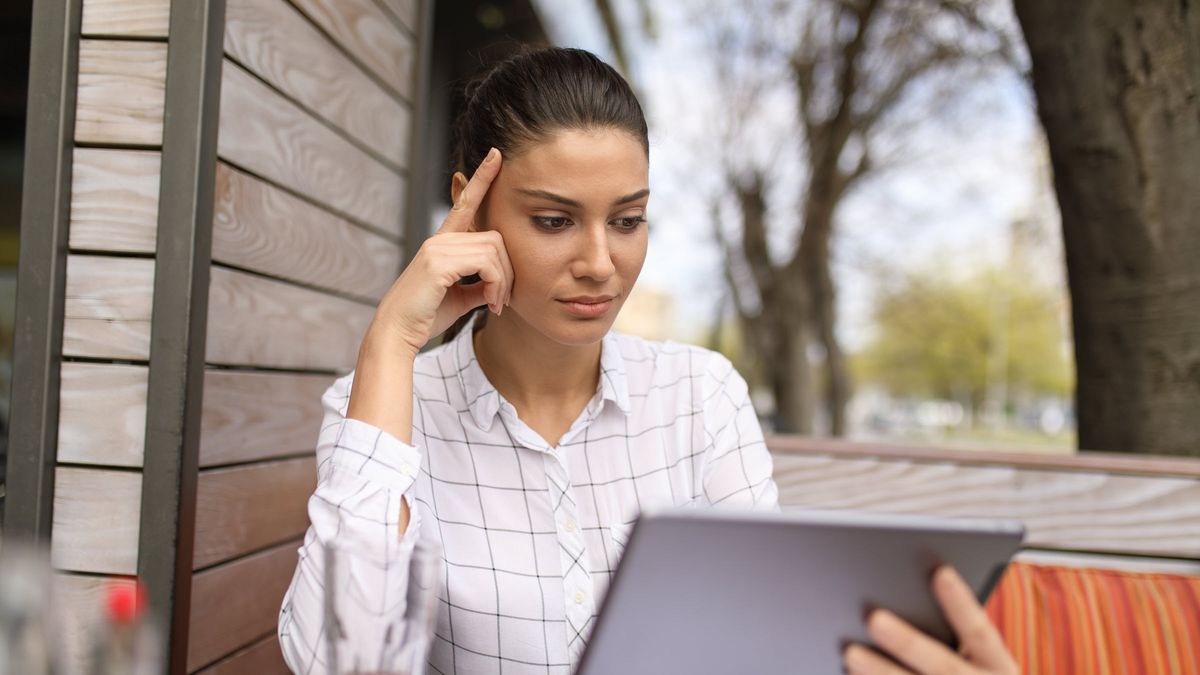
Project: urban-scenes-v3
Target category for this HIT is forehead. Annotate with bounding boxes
[501,128,648,194]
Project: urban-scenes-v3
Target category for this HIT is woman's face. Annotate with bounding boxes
[454,127,650,347]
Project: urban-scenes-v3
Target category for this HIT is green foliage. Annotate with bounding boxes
[858,264,1073,409]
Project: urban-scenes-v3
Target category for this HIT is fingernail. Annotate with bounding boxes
[486,147,498,162]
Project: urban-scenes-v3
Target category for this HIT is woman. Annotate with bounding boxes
[278,47,1017,675]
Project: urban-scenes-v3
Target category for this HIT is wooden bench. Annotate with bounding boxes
[767,435,1200,673]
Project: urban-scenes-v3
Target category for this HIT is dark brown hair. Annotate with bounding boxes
[440,46,649,345]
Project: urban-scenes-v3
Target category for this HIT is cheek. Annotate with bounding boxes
[613,232,648,277]
[506,241,559,296]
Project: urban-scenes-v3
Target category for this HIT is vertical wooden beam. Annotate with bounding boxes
[4,0,84,539]
[402,0,435,269]
[137,0,226,671]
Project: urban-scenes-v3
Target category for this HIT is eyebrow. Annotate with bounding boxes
[515,187,650,208]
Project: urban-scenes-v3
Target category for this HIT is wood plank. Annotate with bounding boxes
[217,59,405,237]
[224,0,411,165]
[53,366,330,469]
[58,362,147,468]
[63,254,154,360]
[212,163,400,302]
[75,39,167,146]
[55,573,138,675]
[376,0,418,34]
[193,457,314,569]
[289,0,415,98]
[193,633,289,675]
[81,0,170,37]
[1015,550,1200,576]
[69,148,160,253]
[768,435,1200,478]
[61,256,375,367]
[206,265,374,371]
[771,452,1200,558]
[187,541,299,672]
[200,369,330,467]
[51,467,141,575]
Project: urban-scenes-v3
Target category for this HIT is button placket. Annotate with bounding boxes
[544,449,595,665]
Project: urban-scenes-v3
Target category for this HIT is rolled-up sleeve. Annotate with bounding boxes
[278,371,426,673]
[696,352,780,511]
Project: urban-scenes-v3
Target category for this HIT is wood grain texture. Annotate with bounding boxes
[768,435,1200,478]
[53,366,330,469]
[288,0,415,98]
[217,59,405,237]
[212,163,401,301]
[60,256,374,368]
[75,39,166,146]
[192,457,315,569]
[51,467,141,575]
[63,254,154,360]
[376,0,418,33]
[81,0,170,37]
[193,633,289,675]
[57,362,147,468]
[69,148,161,253]
[187,541,299,672]
[200,369,331,467]
[55,573,137,675]
[770,452,1200,558]
[206,265,374,371]
[224,0,411,165]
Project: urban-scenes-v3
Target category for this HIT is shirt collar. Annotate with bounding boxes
[453,310,632,432]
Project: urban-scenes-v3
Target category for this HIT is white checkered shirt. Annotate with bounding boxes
[278,310,780,674]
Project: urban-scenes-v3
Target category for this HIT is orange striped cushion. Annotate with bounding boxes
[985,561,1200,674]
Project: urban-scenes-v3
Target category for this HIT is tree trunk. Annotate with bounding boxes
[1013,0,1200,456]
[770,317,815,434]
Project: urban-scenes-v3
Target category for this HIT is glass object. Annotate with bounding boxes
[324,537,443,675]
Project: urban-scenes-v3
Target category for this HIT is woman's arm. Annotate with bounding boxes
[695,350,780,511]
[347,330,420,534]
[277,372,425,673]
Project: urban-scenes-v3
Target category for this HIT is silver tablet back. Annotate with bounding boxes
[575,508,1024,675]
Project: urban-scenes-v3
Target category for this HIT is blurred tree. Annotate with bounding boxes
[860,264,1071,421]
[1013,1,1200,456]
[705,0,1018,434]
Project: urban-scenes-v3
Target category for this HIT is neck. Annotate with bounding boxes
[472,309,602,413]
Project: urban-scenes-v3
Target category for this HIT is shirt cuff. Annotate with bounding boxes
[328,417,423,491]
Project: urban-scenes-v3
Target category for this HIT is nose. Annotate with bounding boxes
[570,221,617,281]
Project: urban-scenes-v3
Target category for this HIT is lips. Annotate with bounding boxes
[557,295,615,318]
[559,295,615,304]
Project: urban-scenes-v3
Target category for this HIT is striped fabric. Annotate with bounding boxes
[986,561,1200,674]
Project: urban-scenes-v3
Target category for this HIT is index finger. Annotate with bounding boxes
[438,147,502,234]
[932,565,1014,671]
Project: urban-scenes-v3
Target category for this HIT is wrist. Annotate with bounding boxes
[360,322,422,363]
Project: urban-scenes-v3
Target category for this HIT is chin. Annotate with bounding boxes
[512,300,622,347]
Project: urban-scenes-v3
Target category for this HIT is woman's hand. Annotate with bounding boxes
[370,147,514,355]
[843,565,1019,675]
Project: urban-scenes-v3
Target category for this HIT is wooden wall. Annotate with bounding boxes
[53,0,426,672]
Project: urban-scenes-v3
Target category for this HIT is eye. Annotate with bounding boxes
[532,216,572,231]
[612,216,646,231]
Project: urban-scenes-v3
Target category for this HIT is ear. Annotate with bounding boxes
[450,171,468,205]
[449,171,478,231]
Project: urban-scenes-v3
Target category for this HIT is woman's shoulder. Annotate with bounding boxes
[607,329,745,392]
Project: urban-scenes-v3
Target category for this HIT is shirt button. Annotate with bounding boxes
[574,591,585,604]
[564,518,576,533]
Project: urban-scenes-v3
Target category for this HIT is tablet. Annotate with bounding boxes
[575,507,1025,675]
